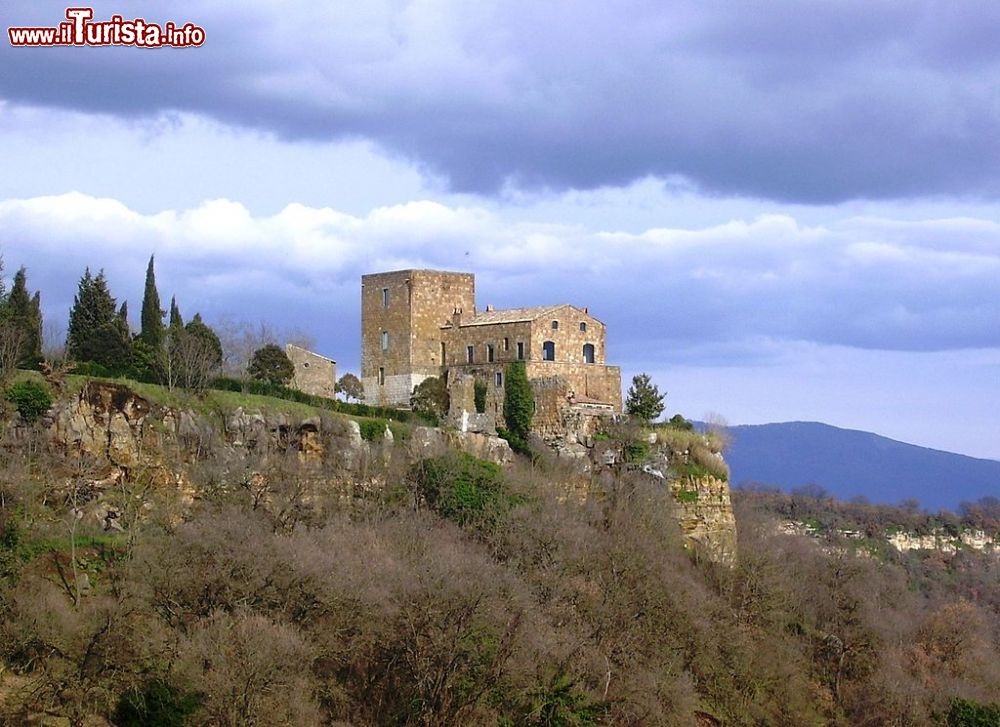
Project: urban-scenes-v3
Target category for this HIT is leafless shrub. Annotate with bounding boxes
[0,321,26,383]
[174,608,321,726]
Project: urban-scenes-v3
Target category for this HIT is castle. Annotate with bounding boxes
[360,269,622,436]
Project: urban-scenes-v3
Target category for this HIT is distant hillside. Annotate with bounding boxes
[719,421,1000,511]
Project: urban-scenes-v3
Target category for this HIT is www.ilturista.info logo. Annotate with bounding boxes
[8,8,205,48]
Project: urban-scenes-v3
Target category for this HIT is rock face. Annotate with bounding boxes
[583,429,740,565]
[668,476,738,565]
[48,381,514,480]
[42,380,733,564]
[408,426,514,466]
[888,529,998,554]
[52,381,155,467]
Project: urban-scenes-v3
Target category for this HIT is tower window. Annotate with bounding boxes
[382,288,389,307]
[583,343,595,364]
[580,322,587,332]
[516,341,524,360]
[503,337,509,351]
[543,340,555,361]
[551,320,559,330]
[378,367,385,385]
[487,344,495,363]
[381,330,389,351]
[495,372,503,387]
[467,345,475,363]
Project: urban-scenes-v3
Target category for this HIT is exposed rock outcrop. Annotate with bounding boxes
[668,476,738,565]
[41,380,734,565]
[51,381,155,467]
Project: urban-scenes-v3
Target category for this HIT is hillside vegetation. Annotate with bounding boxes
[1,384,1000,725]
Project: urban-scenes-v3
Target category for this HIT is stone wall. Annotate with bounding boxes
[411,270,475,371]
[285,344,337,399]
[527,305,608,366]
[525,361,622,411]
[443,319,532,367]
[361,269,474,407]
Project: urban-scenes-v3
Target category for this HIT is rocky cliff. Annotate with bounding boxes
[27,380,737,564]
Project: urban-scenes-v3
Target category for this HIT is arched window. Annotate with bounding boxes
[542,340,556,361]
[583,343,595,364]
[551,320,559,330]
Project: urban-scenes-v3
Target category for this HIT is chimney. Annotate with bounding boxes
[485,304,494,312]
[452,306,463,326]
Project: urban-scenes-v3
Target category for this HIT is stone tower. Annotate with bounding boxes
[361,269,475,406]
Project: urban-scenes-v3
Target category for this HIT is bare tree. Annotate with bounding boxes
[0,321,26,383]
[215,317,279,378]
[163,330,221,393]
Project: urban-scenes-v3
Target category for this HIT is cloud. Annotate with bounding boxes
[3,1,1000,202]
[1,192,998,371]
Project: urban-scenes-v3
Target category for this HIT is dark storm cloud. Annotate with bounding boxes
[2,195,997,367]
[4,1,1000,203]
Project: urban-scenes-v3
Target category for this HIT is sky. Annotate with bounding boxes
[1,1,998,460]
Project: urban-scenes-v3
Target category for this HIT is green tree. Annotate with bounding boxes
[502,360,533,452]
[66,268,131,369]
[336,372,364,402]
[1,266,42,366]
[474,378,487,413]
[411,376,449,418]
[168,296,183,332]
[139,255,165,348]
[625,373,665,422]
[248,344,294,386]
[5,379,53,422]
[185,313,223,369]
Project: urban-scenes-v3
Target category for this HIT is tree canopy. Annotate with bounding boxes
[248,344,295,386]
[625,373,665,422]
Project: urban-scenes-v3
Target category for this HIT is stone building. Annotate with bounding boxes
[285,344,337,399]
[361,269,622,435]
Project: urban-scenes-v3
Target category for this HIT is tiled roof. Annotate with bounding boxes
[460,304,568,327]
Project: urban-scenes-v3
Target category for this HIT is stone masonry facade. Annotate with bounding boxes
[361,269,622,433]
[285,344,337,399]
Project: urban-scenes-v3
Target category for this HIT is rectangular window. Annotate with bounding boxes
[580,322,587,332]
[381,330,389,351]
[467,345,475,363]
[378,367,385,385]
[495,372,503,387]
[503,337,509,351]
[487,344,495,363]
[516,341,524,360]
[382,288,389,307]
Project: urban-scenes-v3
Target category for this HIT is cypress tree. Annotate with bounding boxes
[139,255,164,347]
[168,296,184,332]
[29,292,43,362]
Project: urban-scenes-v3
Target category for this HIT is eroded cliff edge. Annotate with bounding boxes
[19,379,737,564]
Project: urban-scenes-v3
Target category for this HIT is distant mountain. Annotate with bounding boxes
[717,421,1000,512]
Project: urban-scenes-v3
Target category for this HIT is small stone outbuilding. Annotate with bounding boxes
[285,344,337,399]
